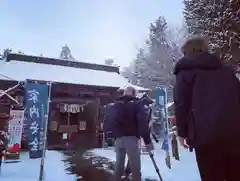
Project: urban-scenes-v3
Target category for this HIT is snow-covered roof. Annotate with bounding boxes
[0,60,149,91]
[118,84,150,92]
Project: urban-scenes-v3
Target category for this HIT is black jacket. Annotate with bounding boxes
[174,52,240,149]
[103,95,151,144]
[0,144,6,157]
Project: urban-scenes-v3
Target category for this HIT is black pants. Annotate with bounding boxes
[195,146,240,181]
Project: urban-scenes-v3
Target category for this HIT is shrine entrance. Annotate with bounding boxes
[47,101,98,149]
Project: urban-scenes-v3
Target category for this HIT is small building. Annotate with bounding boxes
[0,53,148,148]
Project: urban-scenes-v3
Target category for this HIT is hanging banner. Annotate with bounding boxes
[7,109,24,154]
[156,87,171,169]
[25,82,49,159]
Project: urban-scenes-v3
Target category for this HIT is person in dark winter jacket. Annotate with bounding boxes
[174,35,240,181]
[104,86,153,181]
[0,140,6,170]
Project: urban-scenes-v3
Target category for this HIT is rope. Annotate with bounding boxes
[0,72,21,104]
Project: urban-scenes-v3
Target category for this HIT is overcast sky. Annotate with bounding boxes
[0,0,184,67]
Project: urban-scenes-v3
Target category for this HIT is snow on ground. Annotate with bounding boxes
[92,144,201,181]
[1,150,77,181]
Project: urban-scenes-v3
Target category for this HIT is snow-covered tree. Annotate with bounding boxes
[0,48,12,60]
[132,48,148,86]
[60,45,75,60]
[121,48,147,86]
[183,0,240,70]
[220,0,240,69]
[144,16,176,89]
[122,16,186,90]
[121,64,134,82]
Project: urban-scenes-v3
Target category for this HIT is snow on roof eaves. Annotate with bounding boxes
[0,60,148,91]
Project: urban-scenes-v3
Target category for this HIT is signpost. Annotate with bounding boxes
[79,121,86,131]
[25,81,51,180]
[6,109,24,160]
[39,82,51,181]
[25,82,49,159]
[156,87,171,169]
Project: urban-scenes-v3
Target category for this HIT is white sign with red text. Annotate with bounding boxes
[7,110,24,153]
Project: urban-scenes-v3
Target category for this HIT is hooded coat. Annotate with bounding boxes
[103,95,151,145]
[174,52,240,150]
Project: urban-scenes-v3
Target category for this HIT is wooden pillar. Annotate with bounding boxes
[94,97,100,147]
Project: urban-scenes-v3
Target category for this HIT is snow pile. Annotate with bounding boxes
[92,144,201,181]
[0,60,147,91]
[1,150,77,181]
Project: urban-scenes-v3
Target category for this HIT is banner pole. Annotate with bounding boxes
[39,82,52,181]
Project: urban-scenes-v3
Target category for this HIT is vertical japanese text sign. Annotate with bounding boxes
[156,87,171,168]
[25,82,49,159]
[156,87,168,151]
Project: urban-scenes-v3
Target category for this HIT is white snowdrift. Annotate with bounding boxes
[1,150,77,181]
[91,144,201,181]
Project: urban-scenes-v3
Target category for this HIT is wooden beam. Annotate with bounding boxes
[51,97,94,104]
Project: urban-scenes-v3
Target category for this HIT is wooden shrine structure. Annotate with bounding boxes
[0,53,147,149]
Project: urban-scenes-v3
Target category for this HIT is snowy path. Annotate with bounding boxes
[92,144,201,181]
[1,151,77,181]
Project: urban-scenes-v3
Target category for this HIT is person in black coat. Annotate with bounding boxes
[0,140,6,170]
[174,36,240,181]
[104,86,153,181]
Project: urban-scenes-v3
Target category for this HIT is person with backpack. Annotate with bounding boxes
[174,35,240,181]
[104,86,154,181]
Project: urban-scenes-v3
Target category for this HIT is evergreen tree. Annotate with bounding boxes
[0,48,12,60]
[122,16,184,90]
[121,48,146,86]
[183,0,240,70]
[220,0,240,69]
[121,64,134,83]
[145,16,175,89]
[132,48,147,86]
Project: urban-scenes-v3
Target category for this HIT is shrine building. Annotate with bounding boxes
[0,53,148,148]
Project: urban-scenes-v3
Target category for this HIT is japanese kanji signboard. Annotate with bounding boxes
[156,87,171,169]
[7,109,24,154]
[25,82,49,159]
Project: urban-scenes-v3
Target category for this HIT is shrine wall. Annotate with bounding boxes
[0,79,119,148]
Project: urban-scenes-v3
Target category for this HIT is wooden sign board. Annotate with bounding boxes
[79,121,86,131]
[62,133,68,140]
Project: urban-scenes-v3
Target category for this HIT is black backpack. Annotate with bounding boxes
[103,100,137,134]
[114,101,136,128]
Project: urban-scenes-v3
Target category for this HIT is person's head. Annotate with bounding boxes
[181,35,209,56]
[123,86,136,97]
